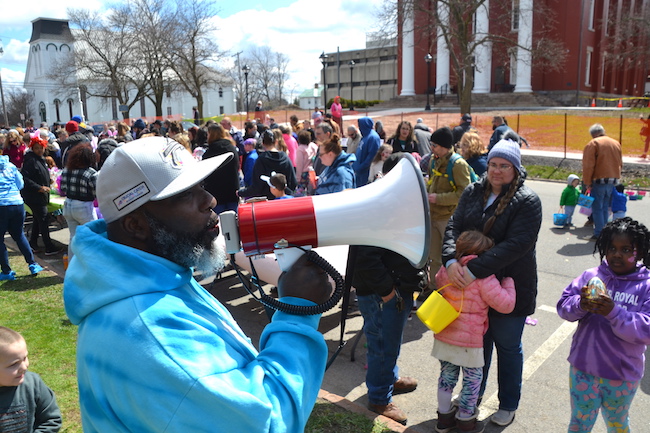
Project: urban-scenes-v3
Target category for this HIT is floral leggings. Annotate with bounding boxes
[569,366,639,432]
[438,360,482,419]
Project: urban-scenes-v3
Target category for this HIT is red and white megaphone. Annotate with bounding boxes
[220,153,430,270]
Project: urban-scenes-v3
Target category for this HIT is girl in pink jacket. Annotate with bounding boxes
[433,230,516,433]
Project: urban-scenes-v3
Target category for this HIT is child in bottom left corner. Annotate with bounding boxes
[557,217,650,432]
[0,326,62,432]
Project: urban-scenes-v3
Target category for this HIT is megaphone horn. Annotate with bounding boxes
[221,153,431,268]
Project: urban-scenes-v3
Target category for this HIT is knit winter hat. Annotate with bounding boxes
[71,115,83,123]
[430,127,454,149]
[488,139,522,172]
[65,121,79,134]
[133,119,146,130]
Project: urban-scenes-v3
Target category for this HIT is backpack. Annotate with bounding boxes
[429,152,478,192]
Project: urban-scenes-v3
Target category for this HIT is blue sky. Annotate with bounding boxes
[0,0,385,95]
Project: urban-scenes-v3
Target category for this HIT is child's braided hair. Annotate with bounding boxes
[594,217,650,267]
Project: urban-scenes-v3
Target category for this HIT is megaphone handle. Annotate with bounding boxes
[274,246,312,272]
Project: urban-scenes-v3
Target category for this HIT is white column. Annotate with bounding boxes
[473,0,492,93]
[400,7,415,96]
[515,0,533,93]
[435,2,450,92]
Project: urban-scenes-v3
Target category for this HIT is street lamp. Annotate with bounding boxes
[0,47,8,128]
[348,60,355,111]
[242,64,250,116]
[424,53,433,111]
[319,52,328,114]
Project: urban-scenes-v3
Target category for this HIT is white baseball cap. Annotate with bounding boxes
[97,136,233,223]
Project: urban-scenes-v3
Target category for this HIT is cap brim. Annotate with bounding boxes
[151,152,233,201]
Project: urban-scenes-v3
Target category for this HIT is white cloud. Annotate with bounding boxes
[213,0,385,93]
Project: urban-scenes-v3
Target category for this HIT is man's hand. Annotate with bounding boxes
[277,253,333,305]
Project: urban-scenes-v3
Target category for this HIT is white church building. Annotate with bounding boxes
[23,18,236,126]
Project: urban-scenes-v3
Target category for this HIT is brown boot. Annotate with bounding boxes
[393,376,418,394]
[368,402,407,425]
[456,414,486,433]
[435,408,457,433]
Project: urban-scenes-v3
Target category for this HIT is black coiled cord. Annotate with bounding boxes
[230,247,345,315]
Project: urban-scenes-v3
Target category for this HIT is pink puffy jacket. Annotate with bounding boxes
[433,256,516,348]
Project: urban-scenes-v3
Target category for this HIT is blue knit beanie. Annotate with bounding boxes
[488,139,521,172]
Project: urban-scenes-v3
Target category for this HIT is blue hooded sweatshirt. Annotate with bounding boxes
[64,220,327,432]
[315,151,356,195]
[0,155,25,206]
[353,117,381,187]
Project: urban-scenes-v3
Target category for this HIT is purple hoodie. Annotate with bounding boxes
[557,261,650,381]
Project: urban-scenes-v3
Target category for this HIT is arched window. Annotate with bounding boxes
[67,99,74,120]
[54,99,61,122]
[46,43,58,51]
[218,87,223,98]
[60,44,71,52]
[39,102,47,123]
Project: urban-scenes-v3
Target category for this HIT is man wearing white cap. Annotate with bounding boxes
[63,136,332,432]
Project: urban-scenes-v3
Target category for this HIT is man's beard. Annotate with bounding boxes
[144,211,226,276]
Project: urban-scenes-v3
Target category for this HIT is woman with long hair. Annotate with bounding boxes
[386,121,418,154]
[60,143,98,258]
[442,139,542,428]
[2,129,26,169]
[203,124,240,213]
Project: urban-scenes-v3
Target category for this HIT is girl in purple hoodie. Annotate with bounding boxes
[557,217,650,432]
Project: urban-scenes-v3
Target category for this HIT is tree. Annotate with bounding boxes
[603,2,650,77]
[166,0,228,120]
[2,88,35,127]
[378,0,566,113]
[235,46,292,110]
[49,8,148,120]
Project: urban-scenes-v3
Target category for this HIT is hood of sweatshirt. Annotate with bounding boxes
[63,220,193,325]
[567,174,580,185]
[0,155,8,169]
[358,117,374,137]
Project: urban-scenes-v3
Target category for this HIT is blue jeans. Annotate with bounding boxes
[0,204,36,274]
[480,315,526,411]
[357,291,413,405]
[590,183,615,236]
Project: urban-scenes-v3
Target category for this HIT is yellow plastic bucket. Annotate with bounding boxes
[416,283,461,333]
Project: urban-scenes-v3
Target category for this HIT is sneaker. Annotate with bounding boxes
[29,263,44,275]
[393,376,418,394]
[29,242,41,253]
[0,271,16,281]
[490,409,516,426]
[435,408,457,433]
[44,248,62,256]
[589,235,599,241]
[584,220,593,227]
[368,402,407,425]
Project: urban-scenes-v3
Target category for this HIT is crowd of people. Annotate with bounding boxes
[1,108,649,433]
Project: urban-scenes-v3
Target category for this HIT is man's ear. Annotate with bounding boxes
[120,210,150,242]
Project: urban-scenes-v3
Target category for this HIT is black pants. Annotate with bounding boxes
[26,201,55,251]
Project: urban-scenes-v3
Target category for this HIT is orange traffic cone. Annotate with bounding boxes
[617,99,623,108]
[591,98,596,107]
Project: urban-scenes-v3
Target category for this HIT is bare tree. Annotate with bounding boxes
[603,2,650,77]
[377,0,566,113]
[2,88,35,126]
[238,46,292,109]
[166,0,228,119]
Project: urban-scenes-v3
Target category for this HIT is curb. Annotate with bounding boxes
[317,390,421,433]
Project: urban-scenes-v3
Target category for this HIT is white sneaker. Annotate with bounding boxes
[491,409,515,426]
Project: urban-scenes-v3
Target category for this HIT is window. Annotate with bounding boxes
[585,47,593,86]
[167,107,172,116]
[512,0,520,31]
[140,99,146,117]
[67,99,74,119]
[219,106,224,115]
[53,99,61,122]
[600,52,607,89]
[588,0,596,31]
[39,102,46,122]
[218,88,223,98]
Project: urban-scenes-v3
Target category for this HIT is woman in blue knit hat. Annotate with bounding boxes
[440,139,542,429]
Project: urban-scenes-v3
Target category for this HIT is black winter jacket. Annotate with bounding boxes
[442,173,542,316]
[21,151,51,206]
[352,246,425,298]
[203,139,240,204]
[238,151,297,200]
